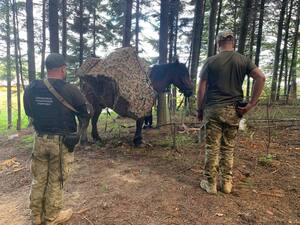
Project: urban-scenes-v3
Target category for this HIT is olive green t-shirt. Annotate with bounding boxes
[200,51,257,107]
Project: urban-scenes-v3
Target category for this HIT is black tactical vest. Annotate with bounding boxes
[28,80,77,134]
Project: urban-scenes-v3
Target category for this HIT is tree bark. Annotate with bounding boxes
[207,0,218,57]
[287,0,300,102]
[246,0,258,100]
[62,0,67,57]
[238,0,253,54]
[79,0,84,65]
[49,0,59,53]
[135,0,140,52]
[26,0,36,82]
[254,0,265,66]
[5,0,12,129]
[157,0,169,126]
[40,0,46,78]
[123,0,133,47]
[276,0,294,101]
[190,0,205,111]
[271,0,288,101]
[12,0,21,130]
[214,0,223,54]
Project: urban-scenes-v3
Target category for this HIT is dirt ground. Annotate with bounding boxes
[0,117,299,225]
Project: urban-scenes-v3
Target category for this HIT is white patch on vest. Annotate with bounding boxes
[35,97,53,106]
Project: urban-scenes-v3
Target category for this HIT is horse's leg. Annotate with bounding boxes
[134,117,145,147]
[91,105,102,141]
[79,116,90,145]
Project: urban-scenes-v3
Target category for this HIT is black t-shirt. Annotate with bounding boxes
[23,79,89,134]
[200,51,257,107]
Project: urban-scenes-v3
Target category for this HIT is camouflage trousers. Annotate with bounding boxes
[203,105,240,184]
[30,133,74,222]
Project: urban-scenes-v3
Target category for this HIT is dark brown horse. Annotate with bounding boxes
[79,60,193,146]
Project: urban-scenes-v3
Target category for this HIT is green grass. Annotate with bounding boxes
[0,86,29,134]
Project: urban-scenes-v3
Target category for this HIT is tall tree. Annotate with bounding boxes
[207,0,218,57]
[79,0,84,65]
[214,0,223,54]
[277,0,294,100]
[190,0,205,108]
[26,0,35,82]
[246,0,258,100]
[49,0,59,53]
[12,0,21,130]
[62,0,67,57]
[287,0,300,102]
[135,0,140,52]
[5,0,12,129]
[271,0,288,101]
[238,0,253,54]
[40,0,46,78]
[123,0,133,47]
[254,0,265,66]
[157,0,169,126]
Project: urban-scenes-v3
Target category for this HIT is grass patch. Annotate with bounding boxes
[17,134,34,150]
[156,133,195,148]
[258,154,275,166]
[0,87,29,134]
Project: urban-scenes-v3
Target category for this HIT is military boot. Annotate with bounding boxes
[45,209,73,225]
[200,180,217,194]
[222,180,233,194]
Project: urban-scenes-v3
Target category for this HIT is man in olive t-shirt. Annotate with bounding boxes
[197,31,265,194]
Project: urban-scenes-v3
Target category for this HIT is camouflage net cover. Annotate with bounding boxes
[76,47,155,119]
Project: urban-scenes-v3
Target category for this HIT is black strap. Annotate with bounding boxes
[43,79,78,113]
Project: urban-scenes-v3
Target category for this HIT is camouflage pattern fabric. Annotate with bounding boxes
[76,47,156,119]
[30,134,74,222]
[204,105,240,184]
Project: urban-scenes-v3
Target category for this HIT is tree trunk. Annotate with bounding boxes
[238,0,253,54]
[287,0,300,103]
[276,0,294,101]
[254,0,265,66]
[40,0,46,78]
[62,0,67,57]
[157,0,169,126]
[207,0,218,57]
[12,0,21,130]
[92,6,96,56]
[135,0,140,52]
[246,0,258,100]
[190,0,205,111]
[49,0,59,53]
[233,0,239,49]
[214,0,223,54]
[26,0,36,82]
[123,0,133,47]
[79,0,84,65]
[5,0,12,129]
[271,0,288,101]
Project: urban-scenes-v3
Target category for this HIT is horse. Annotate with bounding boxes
[79,59,193,147]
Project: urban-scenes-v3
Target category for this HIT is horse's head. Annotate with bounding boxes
[168,60,193,97]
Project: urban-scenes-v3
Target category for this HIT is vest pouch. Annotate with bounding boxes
[63,133,80,152]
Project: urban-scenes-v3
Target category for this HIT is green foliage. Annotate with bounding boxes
[258,154,274,166]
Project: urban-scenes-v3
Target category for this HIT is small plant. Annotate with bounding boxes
[258,153,274,166]
[17,135,34,150]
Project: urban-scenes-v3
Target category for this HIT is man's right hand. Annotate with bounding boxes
[237,102,256,117]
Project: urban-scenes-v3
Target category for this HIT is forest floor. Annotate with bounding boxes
[0,113,299,225]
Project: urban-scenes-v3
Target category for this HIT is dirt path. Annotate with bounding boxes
[0,126,299,225]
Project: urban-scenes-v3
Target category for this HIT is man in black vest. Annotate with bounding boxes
[24,53,89,225]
